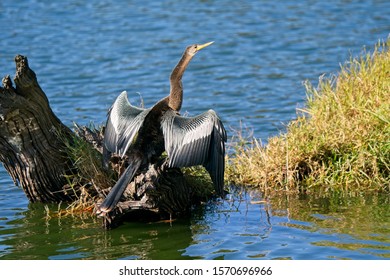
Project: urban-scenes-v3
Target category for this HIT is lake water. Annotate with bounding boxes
[0,0,389,260]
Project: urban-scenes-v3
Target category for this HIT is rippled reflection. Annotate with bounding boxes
[0,187,388,260]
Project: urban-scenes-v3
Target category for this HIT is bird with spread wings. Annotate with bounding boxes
[98,42,226,214]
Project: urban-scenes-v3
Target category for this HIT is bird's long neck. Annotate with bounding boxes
[168,52,193,111]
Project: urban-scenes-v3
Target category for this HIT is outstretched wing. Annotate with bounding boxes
[161,109,227,195]
[103,91,149,165]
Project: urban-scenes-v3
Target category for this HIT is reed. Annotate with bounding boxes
[226,40,390,195]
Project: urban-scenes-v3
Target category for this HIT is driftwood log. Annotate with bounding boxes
[0,55,212,228]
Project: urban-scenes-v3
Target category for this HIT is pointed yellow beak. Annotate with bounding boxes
[197,41,214,51]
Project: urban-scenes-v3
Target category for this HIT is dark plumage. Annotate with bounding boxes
[98,42,226,213]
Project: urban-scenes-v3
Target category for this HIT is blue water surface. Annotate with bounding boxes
[0,0,389,260]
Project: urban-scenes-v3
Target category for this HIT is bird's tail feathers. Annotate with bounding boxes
[98,158,142,213]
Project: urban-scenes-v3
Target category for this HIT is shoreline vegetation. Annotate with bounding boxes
[225,40,389,196]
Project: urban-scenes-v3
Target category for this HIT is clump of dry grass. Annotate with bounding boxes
[226,40,390,195]
[61,124,113,214]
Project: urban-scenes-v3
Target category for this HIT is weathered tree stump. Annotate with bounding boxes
[0,55,213,228]
[0,55,74,202]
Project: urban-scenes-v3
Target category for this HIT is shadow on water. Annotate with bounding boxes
[0,187,388,260]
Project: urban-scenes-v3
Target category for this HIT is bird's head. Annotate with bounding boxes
[186,41,214,56]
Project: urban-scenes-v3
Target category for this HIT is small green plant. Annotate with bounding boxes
[183,166,214,199]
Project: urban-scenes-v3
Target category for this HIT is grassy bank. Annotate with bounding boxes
[226,40,390,195]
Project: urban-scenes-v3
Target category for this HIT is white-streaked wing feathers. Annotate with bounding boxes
[162,109,227,195]
[103,91,149,159]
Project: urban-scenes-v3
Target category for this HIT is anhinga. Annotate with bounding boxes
[98,42,226,213]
